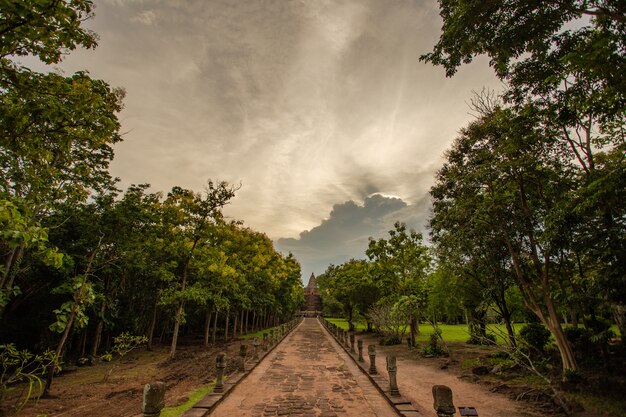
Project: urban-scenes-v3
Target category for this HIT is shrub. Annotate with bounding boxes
[422,328,447,356]
[518,323,551,354]
[380,336,401,346]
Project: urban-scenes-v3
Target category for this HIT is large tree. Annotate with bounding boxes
[0,0,124,310]
[431,105,582,374]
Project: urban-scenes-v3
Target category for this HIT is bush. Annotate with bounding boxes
[380,336,402,346]
[422,329,447,356]
[518,323,551,353]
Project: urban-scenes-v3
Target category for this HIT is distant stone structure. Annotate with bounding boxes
[301,273,322,317]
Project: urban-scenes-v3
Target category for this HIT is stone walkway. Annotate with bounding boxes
[210,318,397,417]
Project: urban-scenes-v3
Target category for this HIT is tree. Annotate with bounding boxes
[422,0,626,333]
[158,181,236,359]
[318,260,375,331]
[0,0,124,311]
[366,222,431,346]
[430,105,584,374]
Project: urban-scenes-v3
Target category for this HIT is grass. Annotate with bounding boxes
[324,318,526,345]
[160,382,215,417]
[240,325,281,340]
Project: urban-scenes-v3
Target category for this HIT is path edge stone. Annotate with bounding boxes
[319,318,421,417]
[180,318,304,417]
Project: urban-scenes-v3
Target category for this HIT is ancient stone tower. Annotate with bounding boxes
[302,273,322,317]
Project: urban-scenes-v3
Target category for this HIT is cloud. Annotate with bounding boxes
[274,194,430,278]
[49,0,501,246]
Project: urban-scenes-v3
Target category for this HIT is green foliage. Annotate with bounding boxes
[0,344,59,413]
[518,323,552,354]
[101,333,147,382]
[421,328,447,356]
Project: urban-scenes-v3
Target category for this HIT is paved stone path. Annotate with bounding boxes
[210,318,397,417]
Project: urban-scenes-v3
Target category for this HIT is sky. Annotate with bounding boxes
[39,0,502,279]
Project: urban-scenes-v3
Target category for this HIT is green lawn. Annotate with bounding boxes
[324,318,526,344]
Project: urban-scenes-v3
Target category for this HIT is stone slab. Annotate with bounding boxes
[388,397,412,406]
[181,407,208,417]
[192,393,221,409]
[400,411,421,417]
[396,403,417,411]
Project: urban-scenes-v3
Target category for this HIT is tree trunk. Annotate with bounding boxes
[90,300,106,357]
[224,309,230,341]
[212,310,219,345]
[170,302,184,359]
[147,294,159,351]
[244,310,249,334]
[45,308,76,395]
[233,309,239,339]
[203,309,212,347]
[79,329,87,357]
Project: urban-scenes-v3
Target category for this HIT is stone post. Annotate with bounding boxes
[253,337,260,360]
[142,381,165,417]
[262,333,268,351]
[368,345,377,375]
[345,331,351,349]
[239,344,247,372]
[349,333,355,353]
[386,356,400,396]
[432,385,456,417]
[214,353,226,393]
[270,329,275,345]
[357,340,364,362]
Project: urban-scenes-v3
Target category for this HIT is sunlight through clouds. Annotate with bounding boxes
[51,0,501,277]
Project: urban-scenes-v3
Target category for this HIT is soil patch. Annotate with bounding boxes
[13,342,242,417]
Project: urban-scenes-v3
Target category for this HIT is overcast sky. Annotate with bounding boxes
[38,0,501,279]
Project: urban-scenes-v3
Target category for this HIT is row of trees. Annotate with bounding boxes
[0,0,303,385]
[321,0,625,381]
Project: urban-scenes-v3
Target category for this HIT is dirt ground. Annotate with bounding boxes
[10,328,612,417]
[13,342,242,417]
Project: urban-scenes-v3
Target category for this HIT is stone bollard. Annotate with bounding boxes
[386,356,400,396]
[357,339,364,362]
[345,331,351,349]
[350,333,355,353]
[262,333,268,351]
[432,385,456,417]
[142,381,165,417]
[214,353,226,393]
[253,337,260,360]
[239,344,247,371]
[270,329,275,345]
[368,345,377,375]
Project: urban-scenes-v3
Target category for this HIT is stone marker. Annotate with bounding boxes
[386,356,400,396]
[349,333,356,353]
[262,333,268,351]
[142,381,165,417]
[345,331,351,349]
[239,344,247,371]
[253,337,260,360]
[432,385,456,417]
[214,352,226,393]
[368,345,377,375]
[357,339,364,362]
[270,329,275,345]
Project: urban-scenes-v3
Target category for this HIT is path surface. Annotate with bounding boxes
[211,318,397,417]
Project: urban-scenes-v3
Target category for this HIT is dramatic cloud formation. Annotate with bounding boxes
[275,194,430,276]
[39,0,501,279]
